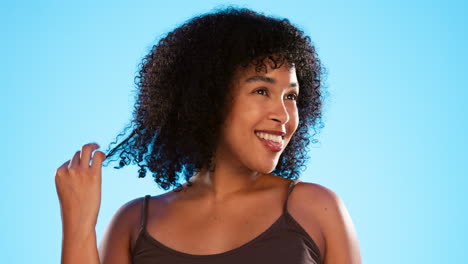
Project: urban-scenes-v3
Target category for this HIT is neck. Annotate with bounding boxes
[188,158,267,202]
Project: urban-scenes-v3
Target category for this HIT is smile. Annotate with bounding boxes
[255,132,284,152]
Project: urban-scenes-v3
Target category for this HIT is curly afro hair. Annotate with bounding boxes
[102,6,328,191]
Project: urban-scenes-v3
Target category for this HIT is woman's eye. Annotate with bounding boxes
[287,93,298,101]
[255,88,268,96]
[254,89,298,101]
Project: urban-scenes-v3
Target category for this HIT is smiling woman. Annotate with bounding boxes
[101,9,325,192]
[55,6,361,264]
[223,62,300,168]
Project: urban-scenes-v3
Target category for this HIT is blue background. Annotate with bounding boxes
[2,0,467,263]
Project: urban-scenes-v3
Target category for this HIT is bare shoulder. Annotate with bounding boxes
[288,181,341,222]
[98,196,146,264]
[107,196,147,234]
[293,181,336,201]
[292,181,362,264]
[293,182,343,216]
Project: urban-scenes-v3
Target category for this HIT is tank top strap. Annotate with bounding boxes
[282,179,299,213]
[140,195,151,230]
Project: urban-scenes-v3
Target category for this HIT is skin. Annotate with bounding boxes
[57,59,362,264]
[187,60,301,200]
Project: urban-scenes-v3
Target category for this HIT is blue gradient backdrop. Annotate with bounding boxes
[2,0,467,263]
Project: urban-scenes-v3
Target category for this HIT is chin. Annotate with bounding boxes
[252,162,278,174]
[242,153,281,174]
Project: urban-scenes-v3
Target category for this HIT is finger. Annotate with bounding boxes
[58,159,71,170]
[69,151,81,168]
[80,143,100,168]
[55,160,71,193]
[56,160,71,176]
[90,151,106,170]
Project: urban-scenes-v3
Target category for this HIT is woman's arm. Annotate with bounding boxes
[298,183,362,264]
[98,198,142,264]
[318,185,362,263]
[55,143,106,264]
[61,227,100,263]
[60,200,136,264]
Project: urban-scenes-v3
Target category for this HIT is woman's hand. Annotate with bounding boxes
[55,143,107,235]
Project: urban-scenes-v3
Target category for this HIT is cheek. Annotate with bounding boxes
[223,101,259,134]
[288,102,298,114]
[233,98,263,119]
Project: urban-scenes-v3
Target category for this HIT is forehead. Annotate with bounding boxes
[231,59,298,86]
[236,58,295,75]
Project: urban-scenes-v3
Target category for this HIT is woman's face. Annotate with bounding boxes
[216,61,300,174]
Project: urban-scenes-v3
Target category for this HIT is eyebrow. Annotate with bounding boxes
[244,75,298,88]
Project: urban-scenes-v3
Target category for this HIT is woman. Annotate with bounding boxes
[55,7,361,264]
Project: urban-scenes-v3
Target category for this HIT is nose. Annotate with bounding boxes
[269,98,290,124]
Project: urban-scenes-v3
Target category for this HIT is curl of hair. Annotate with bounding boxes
[102,6,328,191]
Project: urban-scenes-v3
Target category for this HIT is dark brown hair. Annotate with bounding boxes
[103,6,327,191]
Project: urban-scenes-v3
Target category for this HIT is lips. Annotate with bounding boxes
[254,130,286,138]
[256,134,283,152]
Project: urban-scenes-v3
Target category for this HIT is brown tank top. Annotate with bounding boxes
[131,180,322,264]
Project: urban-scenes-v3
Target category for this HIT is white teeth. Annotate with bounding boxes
[255,132,283,144]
